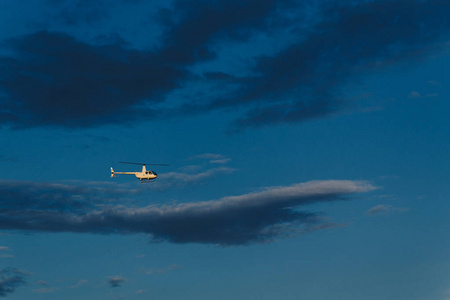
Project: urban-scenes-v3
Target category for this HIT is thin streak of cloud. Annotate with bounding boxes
[152,167,237,190]
[210,159,231,164]
[409,91,422,98]
[409,91,439,98]
[187,153,231,164]
[141,264,181,275]
[366,204,410,216]
[188,153,226,160]
[36,280,49,286]
[70,279,88,289]
[32,287,58,294]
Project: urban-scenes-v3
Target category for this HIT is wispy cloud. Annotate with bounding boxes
[366,204,410,216]
[0,246,13,258]
[70,279,88,289]
[36,280,49,286]
[409,91,439,98]
[141,264,181,275]
[188,153,227,160]
[187,153,232,165]
[152,167,236,190]
[0,179,375,245]
[32,287,58,294]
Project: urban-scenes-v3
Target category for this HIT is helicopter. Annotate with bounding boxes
[110,162,169,182]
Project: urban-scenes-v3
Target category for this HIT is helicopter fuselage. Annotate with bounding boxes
[111,165,158,181]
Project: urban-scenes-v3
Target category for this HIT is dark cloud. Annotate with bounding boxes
[0,268,28,297]
[0,179,375,245]
[0,0,286,129]
[45,0,110,26]
[218,0,450,129]
[157,0,288,64]
[0,180,124,213]
[108,276,126,288]
[2,0,448,129]
[0,31,183,128]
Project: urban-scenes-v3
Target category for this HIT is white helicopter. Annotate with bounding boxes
[110,162,169,182]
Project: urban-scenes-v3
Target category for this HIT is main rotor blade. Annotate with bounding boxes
[119,162,169,166]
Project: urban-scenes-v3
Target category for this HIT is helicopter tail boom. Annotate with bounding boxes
[110,167,139,176]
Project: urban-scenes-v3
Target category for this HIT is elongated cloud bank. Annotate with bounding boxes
[0,180,375,245]
[0,0,448,129]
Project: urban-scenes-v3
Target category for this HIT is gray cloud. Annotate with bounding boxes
[0,179,375,245]
[0,268,28,297]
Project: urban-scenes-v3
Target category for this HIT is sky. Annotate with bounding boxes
[0,0,449,299]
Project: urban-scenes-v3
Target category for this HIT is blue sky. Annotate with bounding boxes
[0,0,449,299]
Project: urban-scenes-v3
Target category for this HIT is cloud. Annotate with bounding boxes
[0,179,375,245]
[32,287,58,294]
[36,280,49,286]
[141,264,181,275]
[156,0,285,65]
[152,167,236,190]
[366,204,409,216]
[0,30,183,128]
[0,246,13,258]
[108,276,126,288]
[111,162,236,190]
[409,90,439,98]
[0,1,448,130]
[187,154,231,165]
[45,0,111,27]
[0,0,283,129]
[222,0,450,129]
[409,91,422,98]
[188,153,227,161]
[70,279,88,289]
[0,268,28,297]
